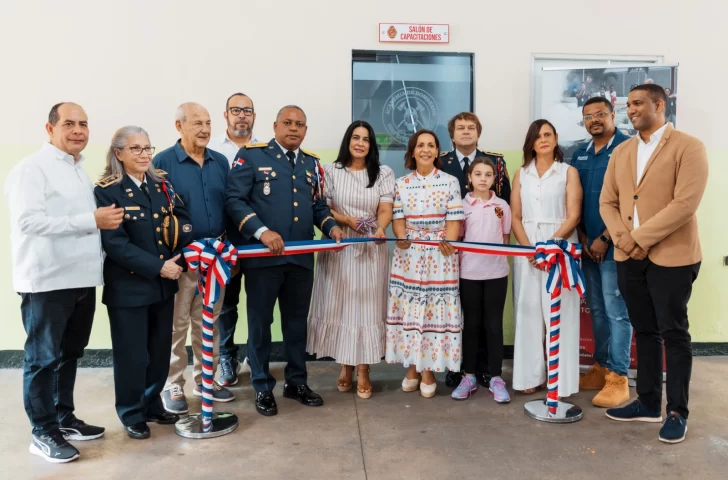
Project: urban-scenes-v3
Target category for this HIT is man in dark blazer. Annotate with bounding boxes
[439,112,511,389]
[225,105,345,416]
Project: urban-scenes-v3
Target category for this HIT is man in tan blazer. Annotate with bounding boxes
[599,84,708,444]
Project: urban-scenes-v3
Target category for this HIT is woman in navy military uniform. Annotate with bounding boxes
[94,126,193,439]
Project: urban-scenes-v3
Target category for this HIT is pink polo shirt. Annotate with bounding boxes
[459,192,512,281]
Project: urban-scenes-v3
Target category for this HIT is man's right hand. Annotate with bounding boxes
[95,204,125,230]
[160,254,183,279]
[261,230,285,255]
[578,230,592,260]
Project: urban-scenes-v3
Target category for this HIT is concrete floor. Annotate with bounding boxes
[1,358,727,480]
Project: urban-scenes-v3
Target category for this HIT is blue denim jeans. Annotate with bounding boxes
[20,288,96,435]
[583,259,632,376]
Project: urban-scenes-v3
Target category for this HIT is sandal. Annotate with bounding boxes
[356,365,372,399]
[337,365,354,392]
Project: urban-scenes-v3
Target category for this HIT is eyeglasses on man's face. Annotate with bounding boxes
[228,107,254,117]
[583,111,611,122]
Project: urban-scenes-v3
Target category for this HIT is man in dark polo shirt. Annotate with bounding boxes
[153,102,235,414]
[572,96,632,408]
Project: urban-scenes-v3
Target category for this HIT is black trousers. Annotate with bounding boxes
[244,265,313,393]
[459,276,509,377]
[108,297,174,426]
[617,258,700,418]
[20,288,95,435]
[218,269,244,359]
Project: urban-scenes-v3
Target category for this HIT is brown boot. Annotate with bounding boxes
[592,372,630,408]
[579,363,608,390]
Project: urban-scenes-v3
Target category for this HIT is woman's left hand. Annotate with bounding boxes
[438,241,456,257]
[373,226,387,244]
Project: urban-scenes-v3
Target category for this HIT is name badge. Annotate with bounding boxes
[577,156,589,161]
[124,206,141,210]
[258,167,273,172]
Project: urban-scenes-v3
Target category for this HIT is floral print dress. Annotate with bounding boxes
[385,168,464,372]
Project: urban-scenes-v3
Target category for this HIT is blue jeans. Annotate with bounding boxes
[583,259,632,376]
[20,288,96,435]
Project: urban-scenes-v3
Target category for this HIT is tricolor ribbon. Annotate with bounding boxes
[354,217,379,234]
[182,239,238,432]
[184,236,585,423]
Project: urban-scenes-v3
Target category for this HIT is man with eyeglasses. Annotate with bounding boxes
[572,96,632,408]
[6,102,121,463]
[208,93,258,387]
[152,102,235,415]
[225,105,345,416]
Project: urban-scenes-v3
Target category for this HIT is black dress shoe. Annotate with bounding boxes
[282,384,324,407]
[125,422,150,439]
[256,390,278,416]
[474,372,491,388]
[146,411,179,425]
[446,371,462,388]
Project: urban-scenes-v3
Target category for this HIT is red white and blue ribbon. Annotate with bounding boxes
[182,239,238,432]
[184,236,585,423]
[533,239,585,416]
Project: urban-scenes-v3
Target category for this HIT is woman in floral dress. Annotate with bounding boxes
[385,129,464,398]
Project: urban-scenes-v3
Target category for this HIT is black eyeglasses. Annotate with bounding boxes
[228,107,254,117]
[127,146,155,155]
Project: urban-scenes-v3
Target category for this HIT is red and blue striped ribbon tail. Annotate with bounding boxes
[533,239,586,416]
[182,238,238,432]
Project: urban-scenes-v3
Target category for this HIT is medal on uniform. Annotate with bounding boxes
[263,182,271,195]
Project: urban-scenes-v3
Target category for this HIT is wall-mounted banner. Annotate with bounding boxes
[379,23,449,43]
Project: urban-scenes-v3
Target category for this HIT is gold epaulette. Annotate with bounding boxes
[244,142,267,149]
[301,148,320,159]
[95,174,121,188]
[479,149,504,158]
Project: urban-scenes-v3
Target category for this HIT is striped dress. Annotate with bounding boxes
[385,169,465,373]
[306,163,396,365]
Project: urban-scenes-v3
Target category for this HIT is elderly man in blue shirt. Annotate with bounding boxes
[572,96,632,408]
[153,102,235,414]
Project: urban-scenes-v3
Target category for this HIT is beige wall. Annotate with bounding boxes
[1,0,726,349]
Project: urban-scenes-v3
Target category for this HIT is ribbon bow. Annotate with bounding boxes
[183,239,238,431]
[354,217,379,234]
[533,239,586,416]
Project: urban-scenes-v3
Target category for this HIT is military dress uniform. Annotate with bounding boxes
[94,172,192,429]
[225,139,339,399]
[440,148,512,388]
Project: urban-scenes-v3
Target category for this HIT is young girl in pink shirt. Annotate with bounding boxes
[452,158,512,403]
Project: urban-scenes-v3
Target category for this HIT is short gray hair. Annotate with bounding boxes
[276,105,306,122]
[102,126,162,183]
[175,102,206,123]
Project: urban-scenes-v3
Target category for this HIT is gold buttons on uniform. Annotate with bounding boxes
[156,227,161,232]
[159,254,164,259]
[293,188,297,193]
[154,213,159,218]
[294,202,298,207]
[292,175,296,179]
[294,217,299,222]
[158,240,163,245]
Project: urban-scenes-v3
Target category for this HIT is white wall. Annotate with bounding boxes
[1,0,724,149]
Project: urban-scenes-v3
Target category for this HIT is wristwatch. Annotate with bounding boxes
[599,234,611,244]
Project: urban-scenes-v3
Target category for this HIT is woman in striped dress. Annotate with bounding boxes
[307,121,395,399]
[385,129,464,398]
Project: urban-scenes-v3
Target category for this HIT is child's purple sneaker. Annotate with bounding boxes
[451,374,477,400]
[489,377,511,403]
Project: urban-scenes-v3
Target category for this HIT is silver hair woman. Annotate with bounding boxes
[102,126,163,183]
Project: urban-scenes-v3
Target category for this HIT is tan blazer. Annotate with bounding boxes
[599,123,708,266]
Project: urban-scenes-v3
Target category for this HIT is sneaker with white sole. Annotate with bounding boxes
[193,382,235,402]
[59,418,105,441]
[30,431,80,464]
[162,384,189,414]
